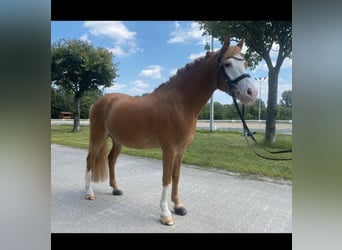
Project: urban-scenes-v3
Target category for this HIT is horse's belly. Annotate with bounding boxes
[108,124,161,149]
[120,134,160,149]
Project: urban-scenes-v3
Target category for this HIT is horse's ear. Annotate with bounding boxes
[237,39,244,49]
[223,36,231,49]
[218,36,231,62]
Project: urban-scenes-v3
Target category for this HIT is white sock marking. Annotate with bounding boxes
[160,184,171,217]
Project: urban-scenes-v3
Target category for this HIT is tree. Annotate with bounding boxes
[280,90,292,108]
[276,105,292,120]
[198,21,292,143]
[213,102,224,119]
[51,39,118,131]
[198,103,210,119]
[80,89,103,119]
[51,84,73,119]
[51,84,103,119]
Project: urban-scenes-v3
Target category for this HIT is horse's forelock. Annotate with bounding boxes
[222,45,242,61]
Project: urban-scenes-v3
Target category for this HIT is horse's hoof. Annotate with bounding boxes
[160,216,174,226]
[174,206,187,216]
[112,189,123,196]
[85,195,95,200]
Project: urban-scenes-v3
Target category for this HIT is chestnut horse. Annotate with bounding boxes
[85,36,258,226]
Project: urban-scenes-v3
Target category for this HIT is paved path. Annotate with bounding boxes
[51,144,292,233]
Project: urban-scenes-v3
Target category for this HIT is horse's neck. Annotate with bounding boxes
[148,53,218,117]
[176,54,218,115]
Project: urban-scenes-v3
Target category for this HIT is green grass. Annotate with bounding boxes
[51,125,292,180]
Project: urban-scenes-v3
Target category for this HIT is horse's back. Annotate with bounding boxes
[90,93,132,120]
[89,93,159,148]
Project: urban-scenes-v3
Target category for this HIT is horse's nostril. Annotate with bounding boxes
[247,88,253,96]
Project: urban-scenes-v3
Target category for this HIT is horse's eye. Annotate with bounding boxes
[224,62,231,67]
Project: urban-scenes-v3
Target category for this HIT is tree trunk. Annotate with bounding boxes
[265,69,279,144]
[73,95,81,132]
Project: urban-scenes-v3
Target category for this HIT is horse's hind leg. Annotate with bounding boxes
[85,150,99,200]
[108,137,123,195]
[85,164,95,200]
[85,131,108,200]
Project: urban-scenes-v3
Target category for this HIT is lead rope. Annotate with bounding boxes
[232,96,292,161]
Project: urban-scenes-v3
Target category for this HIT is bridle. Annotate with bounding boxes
[217,54,251,94]
[217,53,292,161]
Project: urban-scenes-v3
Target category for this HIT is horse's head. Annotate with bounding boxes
[217,36,258,104]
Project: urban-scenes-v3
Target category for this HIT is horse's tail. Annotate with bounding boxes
[88,103,109,183]
[91,143,109,183]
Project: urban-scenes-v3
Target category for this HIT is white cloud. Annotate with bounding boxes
[167,21,205,45]
[129,80,151,95]
[170,68,178,77]
[248,42,292,73]
[282,57,292,69]
[104,80,152,96]
[83,21,142,57]
[189,51,206,60]
[254,78,292,104]
[84,21,136,42]
[104,83,127,93]
[133,80,150,89]
[269,42,292,68]
[138,65,163,79]
[167,21,224,64]
[108,46,125,57]
[80,33,90,42]
[252,57,292,75]
[253,61,269,73]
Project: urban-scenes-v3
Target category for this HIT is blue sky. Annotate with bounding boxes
[51,21,292,105]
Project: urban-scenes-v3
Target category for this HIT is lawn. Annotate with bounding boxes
[51,125,292,180]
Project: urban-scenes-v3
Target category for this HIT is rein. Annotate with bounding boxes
[217,53,292,161]
[232,96,292,161]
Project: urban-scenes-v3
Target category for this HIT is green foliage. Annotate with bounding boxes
[51,85,73,118]
[51,39,118,97]
[198,103,210,119]
[276,106,292,120]
[197,21,292,70]
[51,85,103,119]
[51,38,118,131]
[280,90,292,108]
[80,89,103,119]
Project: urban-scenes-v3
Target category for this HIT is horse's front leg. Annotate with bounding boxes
[160,149,175,226]
[171,152,187,216]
